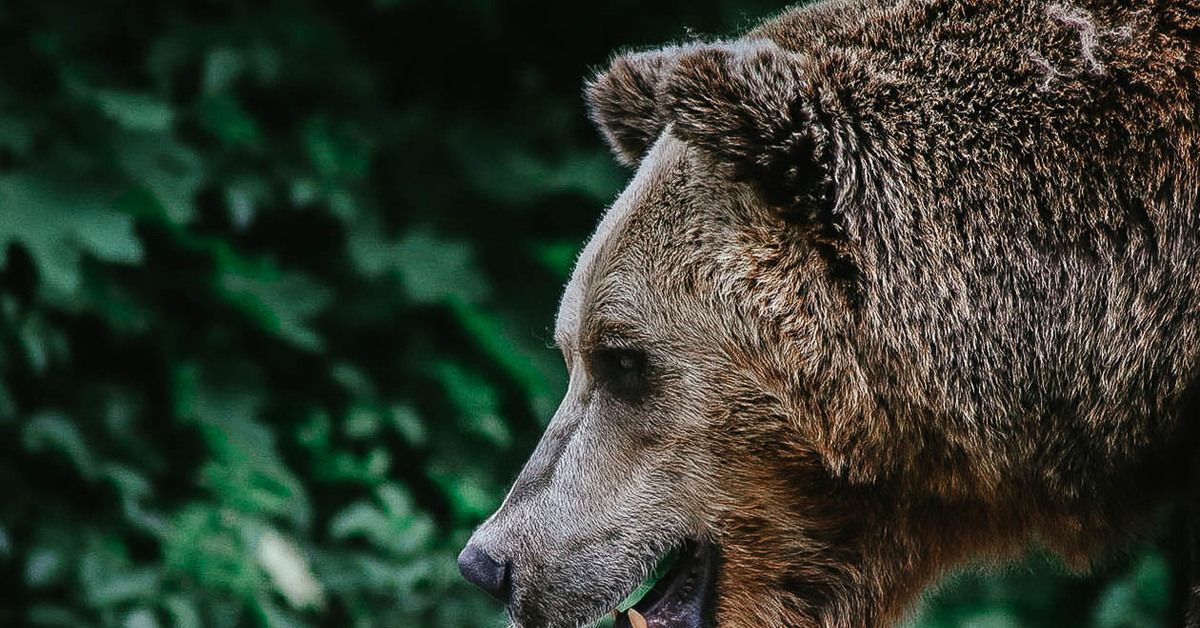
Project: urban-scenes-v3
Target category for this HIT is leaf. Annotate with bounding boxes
[1094,552,1171,628]
[328,492,432,558]
[255,529,324,610]
[202,47,245,94]
[447,474,498,520]
[123,608,162,628]
[198,95,262,148]
[26,547,67,588]
[104,464,169,538]
[254,597,307,628]
[82,562,161,607]
[164,506,259,599]
[960,609,1021,628]
[427,464,502,521]
[1132,553,1169,614]
[215,255,333,350]
[302,116,370,182]
[530,238,581,278]
[328,502,382,541]
[433,361,511,448]
[289,178,320,208]
[184,367,312,526]
[376,483,414,519]
[296,409,332,450]
[163,596,202,628]
[0,171,143,298]
[364,448,390,480]
[389,404,427,448]
[116,131,205,224]
[223,177,269,231]
[448,126,625,205]
[343,405,381,439]
[330,363,374,397]
[394,229,490,304]
[23,412,97,479]
[28,605,88,627]
[348,222,490,304]
[18,315,67,374]
[451,301,565,421]
[95,90,175,132]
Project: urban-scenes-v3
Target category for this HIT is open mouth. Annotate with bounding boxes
[610,541,717,628]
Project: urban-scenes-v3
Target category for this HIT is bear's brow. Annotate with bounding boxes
[581,318,642,350]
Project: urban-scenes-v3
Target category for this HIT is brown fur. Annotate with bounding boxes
[465,1,1200,626]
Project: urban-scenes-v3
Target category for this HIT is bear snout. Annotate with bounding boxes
[458,542,512,603]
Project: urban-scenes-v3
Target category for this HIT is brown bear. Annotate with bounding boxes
[458,0,1200,627]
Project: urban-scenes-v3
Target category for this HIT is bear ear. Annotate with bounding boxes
[585,48,682,168]
[662,42,835,223]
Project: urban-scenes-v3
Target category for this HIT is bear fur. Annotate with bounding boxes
[463,0,1200,627]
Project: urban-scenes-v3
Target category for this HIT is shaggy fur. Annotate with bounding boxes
[464,0,1200,627]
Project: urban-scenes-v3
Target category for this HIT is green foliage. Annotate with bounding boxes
[906,544,1182,628]
[0,0,1183,626]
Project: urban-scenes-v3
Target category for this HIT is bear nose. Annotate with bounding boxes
[458,543,512,603]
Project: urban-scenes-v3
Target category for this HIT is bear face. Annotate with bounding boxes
[467,130,840,628]
[465,59,922,628]
[461,1,1200,627]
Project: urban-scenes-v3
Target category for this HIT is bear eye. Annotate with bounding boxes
[590,347,649,399]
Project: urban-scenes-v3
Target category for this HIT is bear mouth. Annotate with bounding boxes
[611,540,717,628]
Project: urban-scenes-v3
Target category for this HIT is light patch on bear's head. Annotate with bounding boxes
[553,130,686,357]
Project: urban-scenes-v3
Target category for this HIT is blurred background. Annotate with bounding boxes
[0,0,1185,626]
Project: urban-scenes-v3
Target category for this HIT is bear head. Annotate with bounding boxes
[461,39,916,628]
[458,0,1195,624]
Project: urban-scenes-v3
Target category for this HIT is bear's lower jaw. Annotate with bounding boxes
[613,540,717,628]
